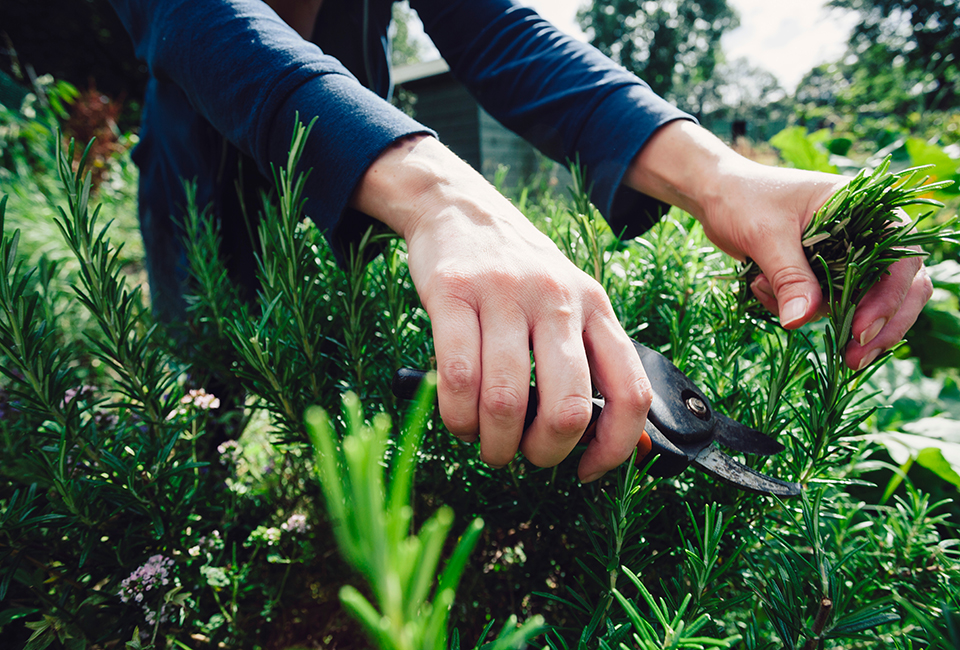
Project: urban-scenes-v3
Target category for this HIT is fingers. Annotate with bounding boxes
[745,229,823,329]
[477,306,530,467]
[518,305,594,469]
[849,256,922,345]
[431,277,647,481]
[750,274,779,315]
[432,295,482,443]
[756,253,932,371]
[576,312,651,483]
[846,259,932,370]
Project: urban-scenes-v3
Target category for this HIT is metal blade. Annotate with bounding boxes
[692,445,801,497]
[713,413,785,456]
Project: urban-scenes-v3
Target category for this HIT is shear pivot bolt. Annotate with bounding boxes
[685,396,708,419]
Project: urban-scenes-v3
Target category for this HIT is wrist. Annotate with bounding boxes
[350,134,488,242]
[624,120,747,223]
[348,133,433,239]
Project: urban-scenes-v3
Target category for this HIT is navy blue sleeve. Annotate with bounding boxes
[412,0,695,237]
[107,0,432,239]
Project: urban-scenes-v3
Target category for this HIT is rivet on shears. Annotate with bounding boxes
[685,396,708,419]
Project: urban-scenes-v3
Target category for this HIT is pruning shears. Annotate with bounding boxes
[392,339,801,497]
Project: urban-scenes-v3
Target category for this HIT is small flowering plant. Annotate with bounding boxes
[281,513,309,535]
[119,555,175,606]
[167,387,221,420]
[119,555,188,635]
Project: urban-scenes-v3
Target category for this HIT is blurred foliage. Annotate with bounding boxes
[0,0,145,130]
[577,0,739,115]
[827,0,959,114]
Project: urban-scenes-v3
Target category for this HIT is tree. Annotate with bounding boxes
[827,0,959,113]
[705,58,790,140]
[576,0,739,106]
[390,1,426,67]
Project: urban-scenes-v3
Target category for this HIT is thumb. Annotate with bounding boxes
[750,241,822,329]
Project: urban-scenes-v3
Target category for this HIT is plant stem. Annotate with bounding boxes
[802,597,833,650]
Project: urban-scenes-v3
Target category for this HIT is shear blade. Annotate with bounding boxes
[713,413,785,456]
[692,445,801,497]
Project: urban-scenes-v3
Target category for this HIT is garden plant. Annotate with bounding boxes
[0,83,959,650]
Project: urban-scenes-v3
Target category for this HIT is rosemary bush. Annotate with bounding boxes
[0,118,958,650]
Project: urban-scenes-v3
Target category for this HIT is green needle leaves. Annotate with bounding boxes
[740,156,956,318]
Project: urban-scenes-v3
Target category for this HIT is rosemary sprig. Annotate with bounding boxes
[739,156,956,316]
[737,156,956,481]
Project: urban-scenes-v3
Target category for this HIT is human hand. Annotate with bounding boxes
[626,121,933,370]
[352,135,652,482]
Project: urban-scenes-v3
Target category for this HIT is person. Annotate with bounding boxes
[107,0,932,484]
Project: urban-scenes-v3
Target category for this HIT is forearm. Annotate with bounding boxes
[623,120,841,263]
[623,120,733,220]
[349,134,526,245]
[349,134,450,239]
[413,0,692,230]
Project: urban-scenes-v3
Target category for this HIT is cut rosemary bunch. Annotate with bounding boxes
[738,156,957,322]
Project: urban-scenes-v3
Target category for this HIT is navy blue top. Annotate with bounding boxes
[108,0,693,318]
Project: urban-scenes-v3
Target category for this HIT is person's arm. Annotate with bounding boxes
[414,0,931,370]
[350,134,652,483]
[411,0,694,236]
[108,0,432,241]
[625,120,933,370]
[109,0,650,481]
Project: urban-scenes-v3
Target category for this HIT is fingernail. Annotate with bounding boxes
[581,470,605,484]
[780,297,809,327]
[859,318,886,347]
[857,348,881,371]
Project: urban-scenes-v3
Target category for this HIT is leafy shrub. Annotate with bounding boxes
[0,119,958,650]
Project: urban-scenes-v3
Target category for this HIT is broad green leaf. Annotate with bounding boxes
[916,447,960,488]
[770,127,838,173]
[906,138,960,194]
[927,260,960,290]
[863,423,960,488]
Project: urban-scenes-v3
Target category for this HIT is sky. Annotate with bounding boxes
[519,0,860,92]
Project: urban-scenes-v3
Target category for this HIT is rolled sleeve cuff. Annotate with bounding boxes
[574,84,696,240]
[266,73,435,255]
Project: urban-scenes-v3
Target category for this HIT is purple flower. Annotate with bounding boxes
[281,513,310,535]
[118,554,176,604]
[60,384,95,409]
[217,440,243,466]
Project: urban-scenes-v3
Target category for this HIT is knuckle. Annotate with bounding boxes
[619,371,653,417]
[438,356,479,396]
[482,383,526,421]
[544,395,594,439]
[428,268,478,305]
[769,266,813,295]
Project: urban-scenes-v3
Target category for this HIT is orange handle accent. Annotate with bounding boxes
[635,430,653,464]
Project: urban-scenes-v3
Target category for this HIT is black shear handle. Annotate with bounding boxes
[391,368,693,477]
[391,368,602,434]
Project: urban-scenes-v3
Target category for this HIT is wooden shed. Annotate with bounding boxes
[393,58,564,189]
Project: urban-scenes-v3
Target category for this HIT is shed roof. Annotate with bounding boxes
[392,58,450,85]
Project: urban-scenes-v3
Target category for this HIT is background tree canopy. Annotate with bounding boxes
[1,0,957,144]
[576,0,739,116]
[827,0,959,113]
